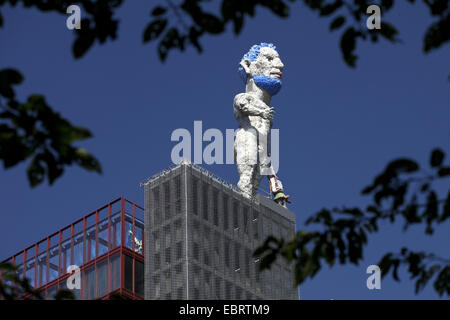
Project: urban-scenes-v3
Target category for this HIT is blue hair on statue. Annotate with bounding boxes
[238,42,278,83]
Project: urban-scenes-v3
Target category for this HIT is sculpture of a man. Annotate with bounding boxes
[234,43,284,199]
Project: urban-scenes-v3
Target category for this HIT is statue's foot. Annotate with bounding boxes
[239,189,252,199]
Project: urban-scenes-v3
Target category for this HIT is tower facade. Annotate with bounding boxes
[144,162,298,300]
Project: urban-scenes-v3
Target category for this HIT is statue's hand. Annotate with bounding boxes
[261,107,274,121]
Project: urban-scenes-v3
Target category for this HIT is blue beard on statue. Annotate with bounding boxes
[253,74,282,96]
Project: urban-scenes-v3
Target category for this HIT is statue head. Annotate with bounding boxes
[238,42,284,96]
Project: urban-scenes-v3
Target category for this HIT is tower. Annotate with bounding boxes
[144,161,298,300]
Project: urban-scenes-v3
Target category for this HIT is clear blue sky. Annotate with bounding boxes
[1,1,449,299]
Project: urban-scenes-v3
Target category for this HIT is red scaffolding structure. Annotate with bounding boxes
[1,197,145,300]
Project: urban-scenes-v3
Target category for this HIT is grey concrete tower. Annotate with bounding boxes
[144,161,298,300]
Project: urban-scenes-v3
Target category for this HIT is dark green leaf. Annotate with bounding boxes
[54,289,75,300]
[43,150,62,185]
[158,42,168,61]
[188,26,203,53]
[340,207,364,217]
[379,253,394,277]
[233,14,244,35]
[26,154,46,187]
[430,148,445,167]
[420,183,429,192]
[199,14,224,34]
[424,13,450,52]
[336,234,346,263]
[406,252,422,277]
[262,0,290,17]
[379,21,399,42]
[423,191,439,234]
[0,262,18,272]
[392,183,408,209]
[306,209,332,225]
[0,68,24,98]
[340,27,359,67]
[74,148,102,173]
[221,0,235,22]
[381,0,394,10]
[151,6,167,16]
[330,16,345,31]
[370,33,379,43]
[415,265,440,294]
[374,187,395,205]
[0,125,29,168]
[433,266,450,297]
[143,19,168,42]
[157,28,183,62]
[393,260,400,281]
[386,158,419,174]
[2,92,101,187]
[359,228,367,244]
[438,167,450,177]
[424,0,449,16]
[439,191,450,222]
[362,184,375,194]
[73,33,95,59]
[260,252,277,270]
[320,1,343,16]
[403,203,421,226]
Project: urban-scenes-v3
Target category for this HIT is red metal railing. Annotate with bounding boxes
[1,197,145,300]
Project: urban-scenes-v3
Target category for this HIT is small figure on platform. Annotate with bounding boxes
[267,166,291,208]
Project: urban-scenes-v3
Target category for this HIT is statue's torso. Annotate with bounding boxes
[234,93,272,135]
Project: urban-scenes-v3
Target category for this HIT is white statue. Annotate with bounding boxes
[234,43,284,199]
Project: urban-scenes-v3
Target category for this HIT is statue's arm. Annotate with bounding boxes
[234,93,273,119]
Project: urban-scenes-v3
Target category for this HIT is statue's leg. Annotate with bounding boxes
[249,166,263,198]
[235,128,258,199]
[236,163,258,198]
[251,135,271,196]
